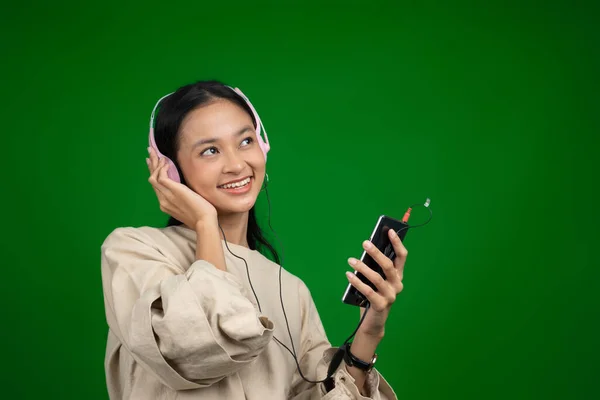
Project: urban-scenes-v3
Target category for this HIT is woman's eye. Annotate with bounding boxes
[201,147,218,156]
[241,137,254,147]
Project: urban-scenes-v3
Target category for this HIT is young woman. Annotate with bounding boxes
[101,80,406,399]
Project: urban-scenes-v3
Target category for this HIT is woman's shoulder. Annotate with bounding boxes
[101,225,194,250]
[101,225,197,274]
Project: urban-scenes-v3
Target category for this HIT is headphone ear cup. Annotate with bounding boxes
[149,128,181,183]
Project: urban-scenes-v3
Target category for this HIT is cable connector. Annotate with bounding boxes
[401,208,412,223]
[402,198,431,223]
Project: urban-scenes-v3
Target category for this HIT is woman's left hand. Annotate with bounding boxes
[346,228,408,338]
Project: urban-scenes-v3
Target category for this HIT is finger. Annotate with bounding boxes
[156,160,176,198]
[348,257,395,300]
[345,271,386,310]
[362,240,397,284]
[156,159,170,184]
[148,156,162,183]
[149,183,165,205]
[148,146,159,171]
[155,159,177,190]
[149,158,169,197]
[389,229,408,279]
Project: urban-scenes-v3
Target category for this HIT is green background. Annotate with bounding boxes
[2,0,598,398]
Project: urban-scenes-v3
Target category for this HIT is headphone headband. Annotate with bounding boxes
[149,92,173,129]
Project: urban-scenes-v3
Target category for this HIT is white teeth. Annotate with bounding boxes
[219,177,251,189]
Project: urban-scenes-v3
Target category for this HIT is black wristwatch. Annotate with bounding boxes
[342,342,378,372]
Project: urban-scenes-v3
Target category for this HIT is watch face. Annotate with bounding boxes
[368,354,378,371]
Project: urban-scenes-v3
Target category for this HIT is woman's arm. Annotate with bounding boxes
[337,228,410,397]
[346,330,383,396]
[195,218,227,270]
[101,227,273,390]
[288,281,397,400]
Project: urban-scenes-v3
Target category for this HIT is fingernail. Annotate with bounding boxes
[147,147,151,154]
[345,271,354,279]
[363,240,372,249]
[389,229,397,238]
[348,257,357,266]
[145,158,149,165]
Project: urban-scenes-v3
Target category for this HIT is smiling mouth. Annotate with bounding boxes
[217,176,252,189]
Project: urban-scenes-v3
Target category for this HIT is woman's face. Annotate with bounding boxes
[176,99,266,215]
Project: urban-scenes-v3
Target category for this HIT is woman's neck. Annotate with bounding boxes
[216,211,249,248]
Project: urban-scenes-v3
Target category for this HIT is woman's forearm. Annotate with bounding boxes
[195,218,227,271]
[346,331,383,396]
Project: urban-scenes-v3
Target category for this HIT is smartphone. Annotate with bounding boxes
[342,215,409,307]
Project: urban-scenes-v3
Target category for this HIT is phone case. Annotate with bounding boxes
[342,215,409,307]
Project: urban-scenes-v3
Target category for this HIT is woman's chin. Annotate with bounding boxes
[216,197,257,215]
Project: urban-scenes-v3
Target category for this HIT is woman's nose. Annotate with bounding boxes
[223,151,244,173]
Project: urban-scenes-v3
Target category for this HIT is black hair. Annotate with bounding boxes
[153,80,280,264]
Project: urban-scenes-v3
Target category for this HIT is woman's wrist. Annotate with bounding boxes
[194,218,227,271]
[344,331,383,395]
[194,215,218,231]
[350,331,382,364]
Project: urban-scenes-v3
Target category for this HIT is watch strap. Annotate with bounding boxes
[342,342,377,372]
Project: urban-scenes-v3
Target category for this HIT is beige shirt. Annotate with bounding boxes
[101,225,397,399]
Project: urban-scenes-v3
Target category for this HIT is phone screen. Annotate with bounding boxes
[342,215,409,307]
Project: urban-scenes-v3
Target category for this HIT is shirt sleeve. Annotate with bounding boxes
[101,227,274,390]
[289,281,398,400]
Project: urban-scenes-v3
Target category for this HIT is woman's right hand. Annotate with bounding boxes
[147,147,218,229]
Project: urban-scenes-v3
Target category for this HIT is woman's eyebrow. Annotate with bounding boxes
[191,126,253,149]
